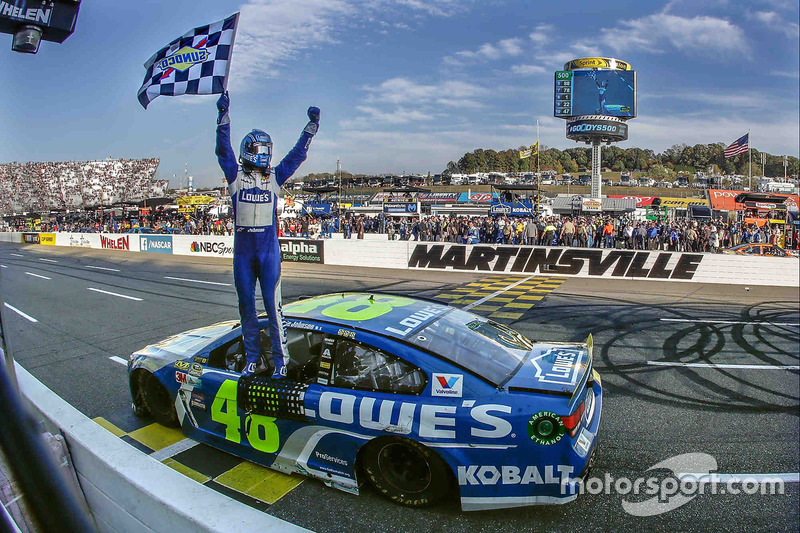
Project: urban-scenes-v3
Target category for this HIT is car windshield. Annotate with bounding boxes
[410,308,534,385]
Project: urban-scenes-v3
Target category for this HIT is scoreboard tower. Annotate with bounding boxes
[554,57,636,200]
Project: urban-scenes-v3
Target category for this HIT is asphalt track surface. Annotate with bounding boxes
[1,242,798,533]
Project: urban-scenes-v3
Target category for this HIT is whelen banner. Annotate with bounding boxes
[408,244,704,280]
[707,189,800,212]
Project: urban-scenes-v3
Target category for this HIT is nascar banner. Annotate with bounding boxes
[138,13,240,109]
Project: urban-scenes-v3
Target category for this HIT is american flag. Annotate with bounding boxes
[137,13,239,109]
[724,133,749,158]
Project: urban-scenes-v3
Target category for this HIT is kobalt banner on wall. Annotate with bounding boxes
[139,235,173,254]
[409,244,703,280]
[280,239,324,264]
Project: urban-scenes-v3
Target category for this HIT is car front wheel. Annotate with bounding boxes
[143,373,179,427]
[361,437,452,507]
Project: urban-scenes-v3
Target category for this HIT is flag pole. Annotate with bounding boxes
[748,129,751,191]
[536,120,541,214]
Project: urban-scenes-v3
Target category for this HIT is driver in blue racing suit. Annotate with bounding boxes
[215,91,320,378]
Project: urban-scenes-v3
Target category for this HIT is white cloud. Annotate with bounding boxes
[231,0,352,88]
[600,12,750,57]
[362,77,488,108]
[231,0,468,89]
[770,70,800,79]
[750,10,800,38]
[511,64,546,76]
[528,24,553,46]
[444,37,525,64]
[353,106,434,124]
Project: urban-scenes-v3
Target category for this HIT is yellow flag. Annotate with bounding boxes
[519,142,538,159]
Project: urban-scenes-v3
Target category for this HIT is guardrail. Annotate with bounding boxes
[14,363,309,533]
[2,231,797,286]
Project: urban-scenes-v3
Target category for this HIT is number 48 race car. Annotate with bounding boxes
[128,293,601,511]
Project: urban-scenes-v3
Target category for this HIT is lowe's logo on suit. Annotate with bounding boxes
[140,235,173,254]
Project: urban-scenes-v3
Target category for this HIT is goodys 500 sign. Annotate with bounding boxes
[140,235,173,254]
[409,244,703,281]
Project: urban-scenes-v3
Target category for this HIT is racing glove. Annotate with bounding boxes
[217,91,230,126]
[304,106,320,135]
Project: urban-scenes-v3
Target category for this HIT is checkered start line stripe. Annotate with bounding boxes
[92,417,303,507]
[436,275,568,320]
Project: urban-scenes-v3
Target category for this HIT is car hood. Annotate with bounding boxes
[133,320,239,362]
[504,335,593,401]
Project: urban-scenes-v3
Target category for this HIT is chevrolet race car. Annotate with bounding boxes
[722,243,799,258]
[128,293,601,511]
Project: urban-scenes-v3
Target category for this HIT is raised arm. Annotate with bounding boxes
[215,91,238,184]
[275,107,320,186]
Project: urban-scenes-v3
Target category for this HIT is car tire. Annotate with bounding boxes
[143,373,179,427]
[361,437,451,507]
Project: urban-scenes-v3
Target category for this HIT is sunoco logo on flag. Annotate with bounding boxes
[137,12,239,109]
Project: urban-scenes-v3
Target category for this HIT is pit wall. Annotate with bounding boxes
[14,363,308,533]
[1,232,797,287]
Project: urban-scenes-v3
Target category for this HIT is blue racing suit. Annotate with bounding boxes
[216,115,315,377]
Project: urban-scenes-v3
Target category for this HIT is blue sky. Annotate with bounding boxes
[1,0,798,189]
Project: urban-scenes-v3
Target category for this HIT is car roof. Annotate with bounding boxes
[283,292,449,341]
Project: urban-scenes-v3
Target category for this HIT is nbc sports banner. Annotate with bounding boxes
[519,142,538,159]
[137,13,239,109]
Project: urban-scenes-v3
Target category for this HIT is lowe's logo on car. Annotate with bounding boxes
[432,374,463,397]
[458,465,575,486]
[140,235,173,254]
[317,391,512,439]
[531,348,585,386]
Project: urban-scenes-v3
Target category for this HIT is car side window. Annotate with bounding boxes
[746,245,760,254]
[285,328,325,384]
[331,339,427,395]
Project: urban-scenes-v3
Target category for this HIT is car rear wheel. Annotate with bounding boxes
[143,373,179,427]
[361,437,451,507]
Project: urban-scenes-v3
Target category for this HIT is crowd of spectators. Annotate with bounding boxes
[0,158,166,214]
[3,204,790,253]
[270,214,788,253]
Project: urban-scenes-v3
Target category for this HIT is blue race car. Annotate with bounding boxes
[128,293,601,511]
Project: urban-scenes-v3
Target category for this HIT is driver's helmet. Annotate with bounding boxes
[239,129,272,169]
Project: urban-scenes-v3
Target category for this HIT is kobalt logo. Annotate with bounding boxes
[458,465,575,486]
[317,391,512,439]
[280,242,318,255]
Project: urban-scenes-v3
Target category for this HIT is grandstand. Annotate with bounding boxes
[0,158,167,214]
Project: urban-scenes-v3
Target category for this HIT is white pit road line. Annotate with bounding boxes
[660,318,799,327]
[164,276,231,286]
[1,265,7,268]
[87,288,143,301]
[25,272,51,280]
[4,303,38,323]
[39,258,58,263]
[10,253,24,257]
[648,361,799,370]
[86,265,121,272]
[109,356,128,366]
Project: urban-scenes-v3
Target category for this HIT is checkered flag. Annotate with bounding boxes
[137,13,239,109]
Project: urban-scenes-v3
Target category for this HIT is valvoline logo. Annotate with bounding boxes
[432,373,463,397]
[156,46,209,72]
